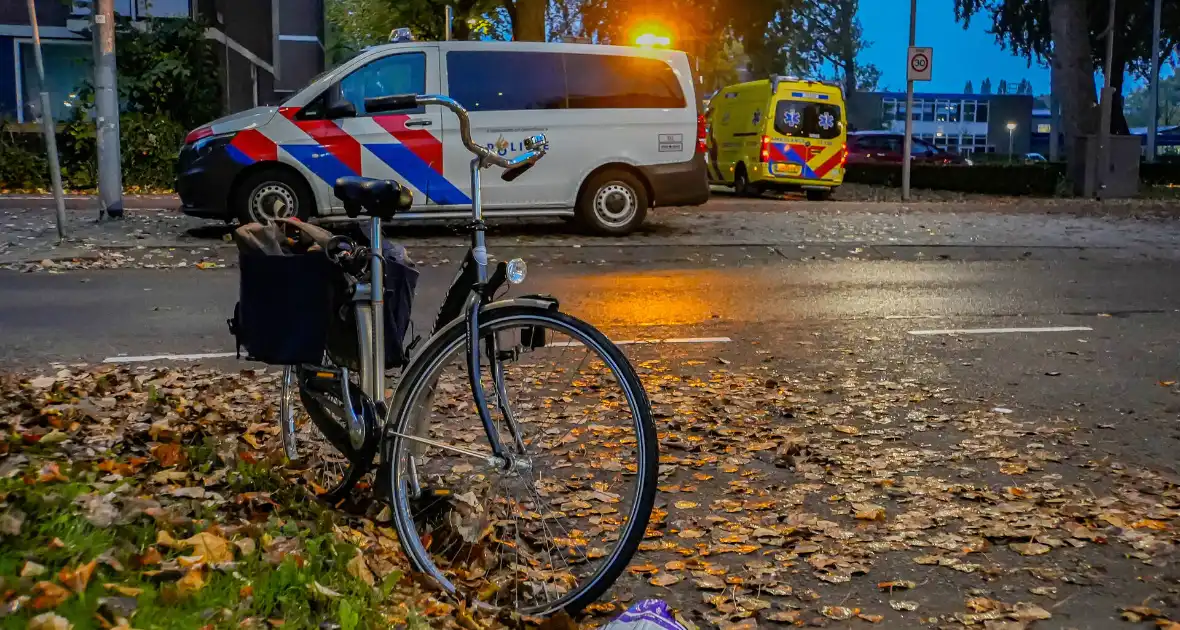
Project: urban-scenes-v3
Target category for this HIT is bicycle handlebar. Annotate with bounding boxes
[364,94,547,176]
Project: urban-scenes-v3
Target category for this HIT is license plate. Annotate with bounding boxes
[774,163,802,176]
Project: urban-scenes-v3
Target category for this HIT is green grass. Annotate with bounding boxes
[0,464,398,630]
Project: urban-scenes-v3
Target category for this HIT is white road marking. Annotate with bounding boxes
[102,352,237,363]
[907,326,1093,336]
[102,337,734,363]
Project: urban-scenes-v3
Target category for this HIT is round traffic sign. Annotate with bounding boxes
[911,52,929,72]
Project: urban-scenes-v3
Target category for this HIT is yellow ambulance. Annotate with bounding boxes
[706,76,847,200]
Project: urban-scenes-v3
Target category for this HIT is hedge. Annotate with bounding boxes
[844,162,1067,196]
[1140,161,1180,186]
[0,114,184,191]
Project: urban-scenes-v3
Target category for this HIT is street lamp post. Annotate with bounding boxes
[1006,122,1016,163]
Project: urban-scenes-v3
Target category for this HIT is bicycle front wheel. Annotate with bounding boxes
[384,305,657,616]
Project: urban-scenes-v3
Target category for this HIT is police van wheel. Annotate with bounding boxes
[235,168,313,225]
[577,170,648,235]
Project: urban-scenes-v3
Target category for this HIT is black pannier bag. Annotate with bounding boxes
[231,250,335,365]
[325,243,419,371]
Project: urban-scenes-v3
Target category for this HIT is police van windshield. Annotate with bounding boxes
[774,101,842,140]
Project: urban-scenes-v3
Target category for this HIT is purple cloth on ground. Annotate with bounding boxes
[602,600,687,630]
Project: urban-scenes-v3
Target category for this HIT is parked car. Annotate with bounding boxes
[1023,152,1048,163]
[177,41,709,235]
[847,131,972,166]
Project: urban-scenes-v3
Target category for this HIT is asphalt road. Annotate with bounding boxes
[4,242,1180,626]
[4,247,1179,460]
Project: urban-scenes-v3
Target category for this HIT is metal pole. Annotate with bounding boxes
[94,0,123,219]
[1146,0,1162,162]
[1094,0,1116,199]
[1049,94,1060,162]
[26,0,67,241]
[901,0,916,201]
[1008,128,1014,161]
[444,5,453,41]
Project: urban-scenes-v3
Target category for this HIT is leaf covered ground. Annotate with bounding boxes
[2,359,1179,629]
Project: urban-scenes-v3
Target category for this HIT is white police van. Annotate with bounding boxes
[177,41,710,235]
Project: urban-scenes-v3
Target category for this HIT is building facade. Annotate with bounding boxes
[848,91,1034,156]
[0,0,324,124]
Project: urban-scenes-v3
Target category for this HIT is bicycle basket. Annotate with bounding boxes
[325,249,419,371]
[230,251,335,365]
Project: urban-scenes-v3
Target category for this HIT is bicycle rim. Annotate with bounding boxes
[288,367,376,503]
[385,308,657,616]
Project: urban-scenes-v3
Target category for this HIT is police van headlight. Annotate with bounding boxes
[193,132,236,157]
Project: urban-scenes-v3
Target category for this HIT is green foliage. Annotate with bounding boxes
[762,0,880,93]
[845,163,1067,196]
[1125,74,1180,128]
[74,17,221,130]
[0,125,49,191]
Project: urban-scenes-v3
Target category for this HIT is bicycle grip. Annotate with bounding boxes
[365,94,418,112]
[501,160,536,182]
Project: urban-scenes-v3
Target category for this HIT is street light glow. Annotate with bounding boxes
[1006,122,1017,131]
[635,32,671,47]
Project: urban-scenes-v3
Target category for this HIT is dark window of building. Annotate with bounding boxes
[976,101,989,123]
[774,101,842,139]
[447,51,566,111]
[564,54,685,109]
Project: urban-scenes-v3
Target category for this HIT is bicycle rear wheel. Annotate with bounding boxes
[281,364,380,505]
[383,305,657,616]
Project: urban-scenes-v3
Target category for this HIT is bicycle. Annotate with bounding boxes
[278,94,658,616]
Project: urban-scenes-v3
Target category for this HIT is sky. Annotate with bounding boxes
[857,0,1052,94]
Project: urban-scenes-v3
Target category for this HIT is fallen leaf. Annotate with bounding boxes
[890,601,919,612]
[310,582,341,598]
[678,529,705,539]
[858,613,884,623]
[650,573,681,587]
[21,561,47,577]
[176,569,206,597]
[1010,542,1050,556]
[673,501,699,509]
[967,598,1000,613]
[346,553,374,587]
[1131,519,1170,531]
[1009,603,1052,621]
[156,531,180,548]
[821,606,854,620]
[854,504,887,521]
[768,611,802,623]
[1000,462,1029,475]
[31,582,72,610]
[27,612,72,630]
[102,584,143,597]
[58,560,97,593]
[832,425,860,435]
[878,580,916,591]
[151,443,187,468]
[234,538,257,557]
[182,531,234,565]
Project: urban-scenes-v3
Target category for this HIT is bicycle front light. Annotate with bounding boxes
[506,258,527,284]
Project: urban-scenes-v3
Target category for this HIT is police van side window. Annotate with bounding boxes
[339,52,427,115]
[565,54,685,109]
[447,51,566,112]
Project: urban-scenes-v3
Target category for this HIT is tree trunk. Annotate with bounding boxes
[1109,43,1130,135]
[1048,0,1098,184]
[508,0,547,41]
[837,0,857,95]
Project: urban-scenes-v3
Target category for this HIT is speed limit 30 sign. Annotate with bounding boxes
[907,46,932,81]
